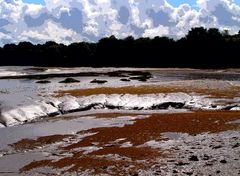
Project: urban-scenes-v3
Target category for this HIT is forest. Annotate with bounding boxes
[0,27,240,68]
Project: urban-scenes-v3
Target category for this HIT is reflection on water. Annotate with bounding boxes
[151,71,240,82]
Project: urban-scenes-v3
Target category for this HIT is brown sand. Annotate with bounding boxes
[64,111,240,149]
[10,134,74,151]
[20,111,240,174]
[55,85,240,98]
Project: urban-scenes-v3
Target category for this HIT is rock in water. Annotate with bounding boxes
[36,80,51,84]
[90,79,108,84]
[120,78,131,82]
[59,78,80,83]
[189,155,199,161]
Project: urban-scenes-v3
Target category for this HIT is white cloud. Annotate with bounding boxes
[110,22,122,31]
[83,20,99,35]
[20,21,77,44]
[25,4,43,15]
[0,32,12,40]
[0,0,239,45]
[143,25,169,38]
[176,9,200,28]
[0,0,24,22]
[44,0,70,11]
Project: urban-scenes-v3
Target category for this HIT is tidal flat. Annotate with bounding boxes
[0,67,239,175]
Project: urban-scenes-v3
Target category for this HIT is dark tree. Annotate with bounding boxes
[0,27,240,68]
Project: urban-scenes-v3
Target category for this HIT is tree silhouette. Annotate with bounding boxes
[0,27,239,68]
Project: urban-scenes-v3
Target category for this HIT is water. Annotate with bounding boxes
[151,70,240,82]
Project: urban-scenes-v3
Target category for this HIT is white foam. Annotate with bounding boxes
[58,96,80,113]
[0,93,234,127]
[1,102,59,126]
[62,93,213,111]
[231,107,240,110]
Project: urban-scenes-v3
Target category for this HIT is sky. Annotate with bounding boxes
[0,0,240,45]
[22,0,240,6]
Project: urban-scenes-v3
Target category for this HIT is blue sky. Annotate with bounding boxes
[23,0,240,6]
[23,0,45,5]
[168,0,197,7]
[169,0,240,6]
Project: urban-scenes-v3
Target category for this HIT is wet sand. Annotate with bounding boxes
[1,67,240,175]
[55,83,240,98]
[16,111,240,175]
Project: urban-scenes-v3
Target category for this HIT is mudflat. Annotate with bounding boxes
[0,67,240,175]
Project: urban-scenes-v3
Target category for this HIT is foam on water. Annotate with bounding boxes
[0,92,229,127]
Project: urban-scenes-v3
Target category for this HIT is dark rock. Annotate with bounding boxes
[211,105,217,108]
[151,102,185,110]
[132,107,144,110]
[80,103,103,111]
[212,145,222,149]
[220,159,227,164]
[90,79,108,84]
[59,78,80,83]
[129,76,148,82]
[202,154,210,160]
[138,78,147,82]
[46,101,56,107]
[205,161,213,166]
[173,170,178,173]
[189,155,199,161]
[120,78,131,82]
[222,104,237,110]
[102,166,108,169]
[175,161,190,166]
[105,104,122,110]
[183,171,193,175]
[60,103,102,114]
[52,153,59,156]
[48,111,61,117]
[216,170,221,174]
[232,143,240,148]
[36,80,51,84]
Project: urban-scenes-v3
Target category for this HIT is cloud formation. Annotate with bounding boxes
[0,0,239,45]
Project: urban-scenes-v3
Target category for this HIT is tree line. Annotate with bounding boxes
[0,27,240,68]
